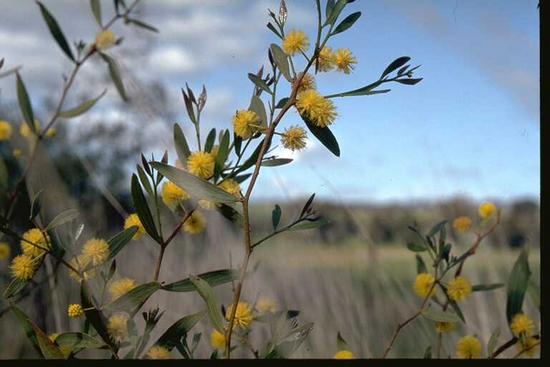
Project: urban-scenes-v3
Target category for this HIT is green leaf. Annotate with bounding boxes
[16,73,35,131]
[472,283,505,292]
[137,165,153,196]
[131,174,161,243]
[447,299,466,323]
[90,0,102,26]
[423,345,432,359]
[189,275,224,333]
[249,95,268,126]
[155,310,206,350]
[270,44,292,82]
[248,73,272,94]
[336,332,348,350]
[11,306,42,356]
[406,242,427,252]
[214,130,230,179]
[104,282,161,311]
[381,56,411,79]
[127,18,159,33]
[275,97,290,109]
[45,209,79,231]
[80,281,117,350]
[332,11,361,35]
[396,78,423,85]
[487,328,500,356]
[0,156,8,192]
[151,163,238,204]
[204,128,217,152]
[233,139,264,174]
[100,53,127,101]
[428,220,447,237]
[216,203,243,225]
[37,2,75,62]
[59,90,106,118]
[506,249,531,322]
[325,0,348,26]
[288,218,329,231]
[55,332,107,353]
[324,80,390,98]
[415,254,427,274]
[261,158,293,167]
[300,114,340,157]
[422,306,460,323]
[4,278,28,298]
[272,204,281,230]
[267,22,283,39]
[174,123,191,165]
[28,318,65,359]
[107,227,138,260]
[161,269,239,292]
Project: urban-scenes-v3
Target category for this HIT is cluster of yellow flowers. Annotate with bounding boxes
[452,201,498,233]
[9,228,51,280]
[510,313,538,356]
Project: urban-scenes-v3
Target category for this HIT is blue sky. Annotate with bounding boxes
[0,0,539,203]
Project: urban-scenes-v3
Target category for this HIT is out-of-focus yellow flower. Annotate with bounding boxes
[233,110,261,139]
[95,29,117,50]
[81,238,109,266]
[296,72,316,93]
[453,216,472,233]
[0,242,10,260]
[218,179,241,197]
[479,202,497,219]
[282,30,309,56]
[295,89,337,128]
[334,350,354,359]
[146,345,171,359]
[183,211,206,235]
[0,120,13,141]
[162,181,190,210]
[510,313,535,338]
[187,151,215,179]
[68,255,96,281]
[256,297,277,314]
[435,321,456,333]
[107,313,129,342]
[447,276,472,302]
[124,213,145,240]
[21,228,50,258]
[198,199,216,210]
[10,254,37,280]
[20,119,40,138]
[67,304,84,318]
[210,329,226,350]
[456,335,482,359]
[281,125,307,151]
[517,336,539,357]
[225,301,253,329]
[334,48,357,74]
[317,46,336,72]
[45,128,57,138]
[13,148,22,158]
[414,273,435,298]
[108,278,137,300]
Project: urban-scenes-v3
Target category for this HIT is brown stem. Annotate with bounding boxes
[491,334,539,359]
[153,245,166,282]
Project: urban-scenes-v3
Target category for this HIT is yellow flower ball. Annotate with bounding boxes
[317,46,336,72]
[456,335,482,359]
[0,120,13,141]
[435,321,456,333]
[183,211,206,235]
[108,278,137,300]
[107,313,129,342]
[453,216,472,233]
[187,151,215,179]
[225,301,253,329]
[13,148,22,158]
[210,329,226,350]
[413,273,435,298]
[282,30,309,56]
[447,276,472,302]
[296,72,316,93]
[20,119,40,138]
[218,179,241,197]
[295,89,337,128]
[517,336,539,357]
[334,48,357,74]
[510,313,535,338]
[21,228,50,258]
[67,304,84,318]
[95,29,117,50]
[162,181,190,210]
[256,297,277,314]
[146,345,171,359]
[233,110,261,139]
[10,254,37,280]
[281,125,307,151]
[334,350,354,359]
[81,238,109,266]
[0,242,11,260]
[124,213,145,240]
[45,128,57,139]
[479,202,497,219]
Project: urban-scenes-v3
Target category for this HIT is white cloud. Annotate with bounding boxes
[149,46,199,73]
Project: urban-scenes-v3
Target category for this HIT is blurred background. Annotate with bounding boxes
[0,0,540,359]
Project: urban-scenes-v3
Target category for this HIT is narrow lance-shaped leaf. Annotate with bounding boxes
[59,90,106,118]
[272,204,281,230]
[16,73,35,131]
[331,11,361,35]
[161,269,239,292]
[90,0,102,26]
[104,282,161,311]
[214,130,230,179]
[381,56,411,79]
[422,306,461,323]
[325,0,348,26]
[189,275,224,333]
[131,174,161,243]
[288,217,329,231]
[45,209,79,231]
[248,73,272,94]
[126,18,159,33]
[270,44,292,82]
[174,123,191,165]
[261,158,293,167]
[155,310,206,350]
[249,95,268,126]
[204,128,217,152]
[151,163,238,204]
[11,306,42,356]
[100,53,128,101]
[506,249,531,322]
[28,319,65,359]
[107,227,138,260]
[300,114,340,157]
[416,254,427,274]
[37,2,75,62]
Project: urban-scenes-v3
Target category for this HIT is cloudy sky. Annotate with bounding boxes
[0,0,540,203]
